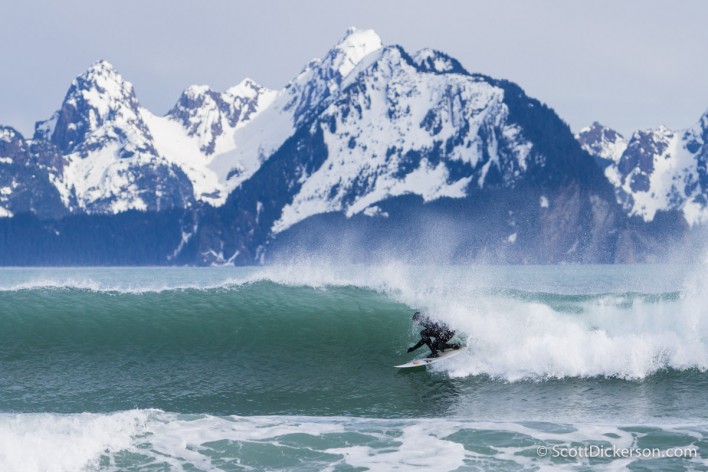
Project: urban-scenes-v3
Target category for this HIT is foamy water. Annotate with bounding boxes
[0,410,705,472]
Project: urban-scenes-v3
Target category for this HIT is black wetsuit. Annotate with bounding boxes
[408,317,457,357]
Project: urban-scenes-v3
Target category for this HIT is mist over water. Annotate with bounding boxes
[0,264,706,470]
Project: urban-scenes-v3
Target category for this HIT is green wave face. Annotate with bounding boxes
[0,283,436,416]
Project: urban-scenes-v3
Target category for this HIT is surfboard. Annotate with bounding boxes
[394,349,463,368]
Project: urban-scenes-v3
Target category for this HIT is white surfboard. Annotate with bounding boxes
[394,349,463,368]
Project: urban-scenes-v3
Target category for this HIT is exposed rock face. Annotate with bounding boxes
[0,126,68,219]
[579,111,708,226]
[576,121,627,164]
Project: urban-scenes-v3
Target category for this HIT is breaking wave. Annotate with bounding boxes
[0,264,705,381]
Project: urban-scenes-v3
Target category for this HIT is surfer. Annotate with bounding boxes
[407,312,459,358]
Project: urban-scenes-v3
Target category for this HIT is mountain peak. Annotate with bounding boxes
[279,28,383,129]
[335,26,383,49]
[576,122,627,162]
[327,28,383,78]
[34,59,147,156]
[338,27,382,49]
[161,77,276,157]
[86,59,117,74]
[226,78,268,99]
[580,121,621,135]
[413,48,468,74]
[76,59,133,100]
[183,84,212,97]
[31,60,197,214]
[0,126,22,143]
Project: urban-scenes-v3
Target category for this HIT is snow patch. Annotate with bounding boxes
[59,143,160,213]
[143,110,223,205]
[329,28,383,78]
[363,206,388,218]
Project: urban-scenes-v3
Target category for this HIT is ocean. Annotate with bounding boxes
[0,264,705,471]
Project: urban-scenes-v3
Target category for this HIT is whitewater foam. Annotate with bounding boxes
[0,410,704,472]
[0,410,147,472]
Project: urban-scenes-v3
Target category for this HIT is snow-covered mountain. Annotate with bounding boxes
[578,112,708,225]
[34,60,194,214]
[0,28,699,265]
[188,30,625,265]
[271,45,536,234]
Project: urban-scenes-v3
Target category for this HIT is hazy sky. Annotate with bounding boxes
[1,0,706,137]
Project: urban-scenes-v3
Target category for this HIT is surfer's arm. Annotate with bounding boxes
[407,339,425,353]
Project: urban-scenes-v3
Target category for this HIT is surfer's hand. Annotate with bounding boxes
[407,346,415,353]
